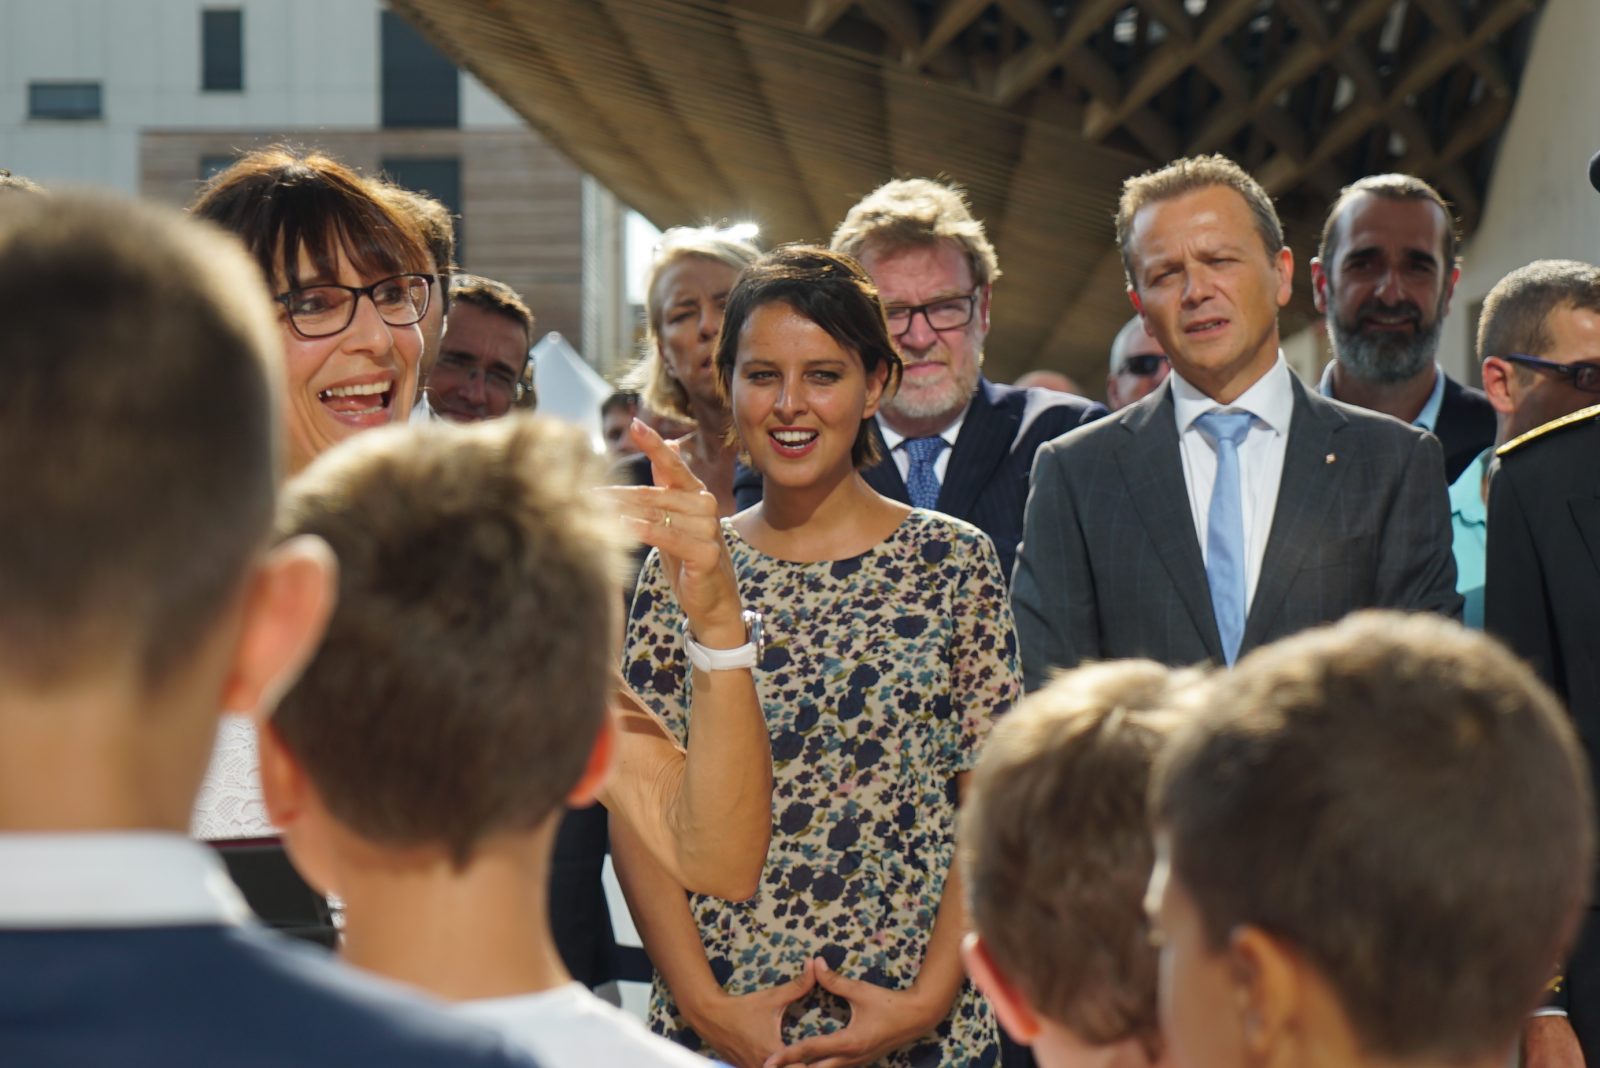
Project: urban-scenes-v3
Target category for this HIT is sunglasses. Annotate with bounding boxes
[1119,354,1169,377]
[1498,353,1600,394]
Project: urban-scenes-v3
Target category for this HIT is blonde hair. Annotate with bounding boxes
[625,226,760,423]
[830,178,1000,288]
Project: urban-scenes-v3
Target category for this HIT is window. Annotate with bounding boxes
[380,157,464,262]
[199,154,238,181]
[29,82,102,120]
[380,11,458,128]
[202,9,244,92]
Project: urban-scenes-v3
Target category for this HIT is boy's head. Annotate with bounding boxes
[260,416,624,877]
[1149,611,1595,1068]
[0,191,334,828]
[961,660,1197,1067]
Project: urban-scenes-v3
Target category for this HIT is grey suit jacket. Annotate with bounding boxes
[1012,375,1462,689]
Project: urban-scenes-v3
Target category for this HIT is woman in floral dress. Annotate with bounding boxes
[616,246,1021,1068]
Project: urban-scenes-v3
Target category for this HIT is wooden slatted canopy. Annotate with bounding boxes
[391,0,1543,388]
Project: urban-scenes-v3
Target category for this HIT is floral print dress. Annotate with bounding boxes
[623,509,1022,1067]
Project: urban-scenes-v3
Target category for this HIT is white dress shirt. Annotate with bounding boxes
[877,409,967,485]
[0,832,252,928]
[1170,357,1296,608]
[456,983,711,1066]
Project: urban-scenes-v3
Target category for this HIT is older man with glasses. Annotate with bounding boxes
[733,177,1106,583]
[1105,315,1171,410]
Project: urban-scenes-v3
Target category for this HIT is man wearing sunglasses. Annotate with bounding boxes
[1311,174,1495,483]
[1484,258,1600,1068]
[1446,260,1600,630]
[1105,316,1171,410]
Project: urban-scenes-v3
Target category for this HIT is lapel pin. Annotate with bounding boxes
[1325,453,1337,464]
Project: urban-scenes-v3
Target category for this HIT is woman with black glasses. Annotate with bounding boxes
[187,148,774,909]
[192,147,432,474]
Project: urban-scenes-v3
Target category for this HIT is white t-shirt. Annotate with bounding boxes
[455,983,717,1067]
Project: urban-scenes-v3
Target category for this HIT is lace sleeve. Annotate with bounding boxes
[189,714,275,840]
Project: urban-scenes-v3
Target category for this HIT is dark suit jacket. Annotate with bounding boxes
[1434,374,1497,483]
[1484,406,1600,1053]
[0,924,535,1067]
[734,378,1106,578]
[1012,375,1462,689]
[1486,406,1600,792]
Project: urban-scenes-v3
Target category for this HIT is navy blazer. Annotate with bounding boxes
[1012,376,1462,689]
[1,924,535,1067]
[1434,374,1496,484]
[734,378,1106,578]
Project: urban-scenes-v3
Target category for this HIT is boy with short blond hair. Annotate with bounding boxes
[1148,611,1594,1068]
[259,416,709,1066]
[961,660,1196,1068]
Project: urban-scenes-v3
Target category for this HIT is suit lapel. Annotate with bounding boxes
[1116,386,1224,661]
[937,383,1014,518]
[1571,480,1600,581]
[861,420,909,502]
[1240,379,1348,650]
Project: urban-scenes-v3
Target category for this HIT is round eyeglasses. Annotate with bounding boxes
[274,273,434,339]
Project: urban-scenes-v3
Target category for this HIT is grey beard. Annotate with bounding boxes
[1330,315,1440,385]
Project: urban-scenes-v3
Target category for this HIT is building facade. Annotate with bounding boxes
[0,0,635,370]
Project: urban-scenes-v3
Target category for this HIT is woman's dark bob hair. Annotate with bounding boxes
[714,245,904,469]
[189,145,430,296]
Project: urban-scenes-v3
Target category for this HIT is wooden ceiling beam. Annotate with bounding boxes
[1083,0,1260,144]
[994,0,1055,45]
[993,0,1125,107]
[1130,0,1195,42]
[1187,0,1393,156]
[1255,0,1538,198]
[858,0,923,60]
[805,0,857,35]
[908,0,991,69]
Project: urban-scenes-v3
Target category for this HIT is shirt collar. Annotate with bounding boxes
[1318,360,1446,431]
[1448,447,1493,527]
[877,406,967,452]
[1171,354,1295,435]
[0,832,253,928]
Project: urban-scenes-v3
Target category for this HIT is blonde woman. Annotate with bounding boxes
[624,226,760,515]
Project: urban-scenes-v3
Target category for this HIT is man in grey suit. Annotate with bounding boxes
[1012,155,1461,689]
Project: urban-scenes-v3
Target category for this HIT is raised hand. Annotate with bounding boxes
[686,960,818,1068]
[762,958,943,1068]
[608,418,745,648]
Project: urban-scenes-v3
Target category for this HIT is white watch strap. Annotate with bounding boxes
[683,611,762,672]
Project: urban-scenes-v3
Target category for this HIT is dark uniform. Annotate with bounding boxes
[1485,402,1600,1055]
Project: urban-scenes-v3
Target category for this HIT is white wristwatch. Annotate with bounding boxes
[683,610,764,672]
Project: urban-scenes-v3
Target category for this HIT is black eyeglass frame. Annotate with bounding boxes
[1497,353,1600,394]
[882,289,981,339]
[1117,353,1170,378]
[274,273,435,340]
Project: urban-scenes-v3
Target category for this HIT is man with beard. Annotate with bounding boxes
[1311,174,1494,483]
[732,178,1106,580]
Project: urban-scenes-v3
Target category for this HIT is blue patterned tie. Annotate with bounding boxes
[1196,410,1255,666]
[903,436,948,510]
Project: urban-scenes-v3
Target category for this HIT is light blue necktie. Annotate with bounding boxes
[1196,410,1255,665]
[903,436,948,510]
